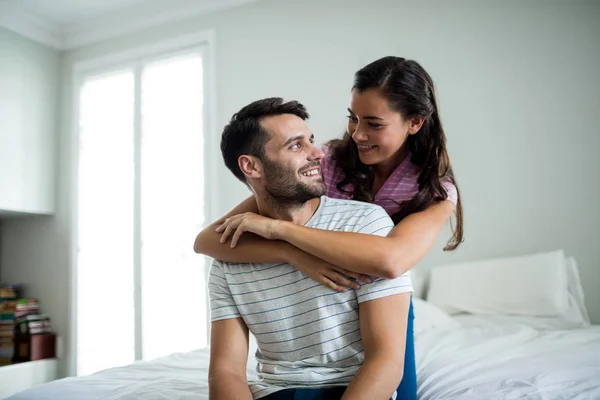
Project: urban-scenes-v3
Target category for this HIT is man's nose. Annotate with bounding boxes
[309,143,325,160]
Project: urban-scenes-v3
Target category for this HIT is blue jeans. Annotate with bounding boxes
[397,296,417,399]
[262,298,417,400]
[261,386,346,400]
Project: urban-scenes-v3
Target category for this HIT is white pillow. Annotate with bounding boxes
[412,298,460,335]
[426,250,570,318]
[563,256,591,327]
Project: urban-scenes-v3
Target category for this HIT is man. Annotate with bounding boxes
[207,97,412,400]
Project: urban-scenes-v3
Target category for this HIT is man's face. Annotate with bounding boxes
[259,114,326,203]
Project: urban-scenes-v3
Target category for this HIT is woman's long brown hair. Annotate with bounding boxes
[327,57,464,250]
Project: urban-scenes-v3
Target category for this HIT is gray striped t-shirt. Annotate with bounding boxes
[208,196,413,399]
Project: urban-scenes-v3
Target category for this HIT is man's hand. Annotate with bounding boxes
[216,212,281,247]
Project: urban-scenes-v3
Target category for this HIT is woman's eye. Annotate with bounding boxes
[346,115,358,123]
[369,123,383,129]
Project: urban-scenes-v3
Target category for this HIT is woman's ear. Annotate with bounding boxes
[238,155,263,179]
[407,116,425,135]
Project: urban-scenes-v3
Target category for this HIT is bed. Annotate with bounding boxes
[6,250,600,400]
[415,314,600,399]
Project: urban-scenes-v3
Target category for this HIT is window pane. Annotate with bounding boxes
[77,71,135,375]
[140,53,207,361]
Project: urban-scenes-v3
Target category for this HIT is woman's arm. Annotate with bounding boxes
[280,200,455,278]
[218,200,455,279]
[193,196,282,262]
[193,196,368,291]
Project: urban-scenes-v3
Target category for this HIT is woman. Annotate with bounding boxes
[195,56,464,399]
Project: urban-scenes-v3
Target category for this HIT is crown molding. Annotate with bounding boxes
[62,0,259,49]
[0,0,261,50]
[0,2,63,49]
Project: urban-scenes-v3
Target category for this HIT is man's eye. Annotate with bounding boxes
[290,143,301,149]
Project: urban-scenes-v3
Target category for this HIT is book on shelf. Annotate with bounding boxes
[0,287,55,365]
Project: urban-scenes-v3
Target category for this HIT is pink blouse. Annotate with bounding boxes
[320,146,457,217]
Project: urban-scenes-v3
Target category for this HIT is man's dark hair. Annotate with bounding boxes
[220,97,310,183]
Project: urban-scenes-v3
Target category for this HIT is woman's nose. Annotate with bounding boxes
[352,128,368,142]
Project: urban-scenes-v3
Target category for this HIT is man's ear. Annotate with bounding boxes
[407,116,425,135]
[238,155,263,179]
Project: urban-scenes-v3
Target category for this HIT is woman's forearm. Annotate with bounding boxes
[275,200,455,279]
[195,221,294,264]
[276,222,401,279]
[193,195,293,264]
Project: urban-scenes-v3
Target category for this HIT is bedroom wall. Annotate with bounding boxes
[4,0,598,377]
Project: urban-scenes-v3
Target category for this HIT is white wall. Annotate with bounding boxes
[3,0,599,377]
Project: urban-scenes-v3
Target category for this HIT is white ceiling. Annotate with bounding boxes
[3,0,153,26]
[0,0,262,49]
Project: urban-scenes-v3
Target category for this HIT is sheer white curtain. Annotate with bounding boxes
[76,50,207,376]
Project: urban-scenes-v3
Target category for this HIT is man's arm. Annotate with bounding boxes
[208,318,253,400]
[342,293,411,400]
[207,260,253,400]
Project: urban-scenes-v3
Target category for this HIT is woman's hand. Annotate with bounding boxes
[288,249,372,292]
[216,212,282,248]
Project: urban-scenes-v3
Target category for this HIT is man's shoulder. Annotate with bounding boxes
[210,260,296,285]
[320,195,387,216]
[311,196,392,232]
[209,259,245,277]
[211,259,282,271]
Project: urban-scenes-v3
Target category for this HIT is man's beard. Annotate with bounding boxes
[261,157,326,207]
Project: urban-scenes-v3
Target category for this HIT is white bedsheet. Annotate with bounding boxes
[416,315,600,400]
[5,349,213,400]
[7,317,600,400]
[5,339,261,400]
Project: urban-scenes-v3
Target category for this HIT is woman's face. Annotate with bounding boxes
[347,88,421,167]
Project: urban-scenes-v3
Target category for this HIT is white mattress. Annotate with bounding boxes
[6,317,600,400]
[416,315,600,400]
